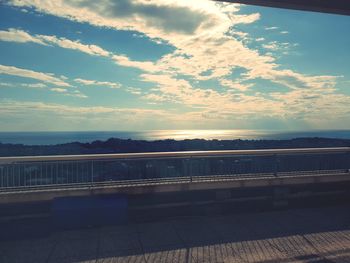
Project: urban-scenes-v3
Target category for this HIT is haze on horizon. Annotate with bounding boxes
[0,0,349,132]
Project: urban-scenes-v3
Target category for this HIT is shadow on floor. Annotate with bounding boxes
[0,204,350,262]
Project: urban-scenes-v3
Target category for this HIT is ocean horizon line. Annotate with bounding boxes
[0,129,350,146]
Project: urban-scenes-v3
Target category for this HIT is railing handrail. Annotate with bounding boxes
[0,147,349,163]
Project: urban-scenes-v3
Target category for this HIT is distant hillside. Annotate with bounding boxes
[0,137,350,156]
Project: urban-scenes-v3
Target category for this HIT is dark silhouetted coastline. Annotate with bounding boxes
[1,137,350,157]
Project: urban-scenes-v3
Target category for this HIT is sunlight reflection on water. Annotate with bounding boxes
[142,130,267,140]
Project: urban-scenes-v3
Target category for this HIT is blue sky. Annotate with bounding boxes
[0,0,349,131]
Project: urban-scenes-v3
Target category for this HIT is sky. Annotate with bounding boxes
[0,0,350,132]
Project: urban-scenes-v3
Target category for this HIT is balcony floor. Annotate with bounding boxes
[1,205,350,263]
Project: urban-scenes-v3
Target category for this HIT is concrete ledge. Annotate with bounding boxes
[1,172,349,204]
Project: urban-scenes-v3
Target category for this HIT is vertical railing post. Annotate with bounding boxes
[188,157,192,182]
[23,163,25,187]
[12,164,15,187]
[274,154,279,177]
[91,160,94,185]
[0,165,2,188]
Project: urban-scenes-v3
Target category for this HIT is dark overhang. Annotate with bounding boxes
[215,0,350,16]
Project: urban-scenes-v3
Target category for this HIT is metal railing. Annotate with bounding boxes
[0,147,349,191]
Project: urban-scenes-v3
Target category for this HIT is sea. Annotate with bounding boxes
[0,130,350,146]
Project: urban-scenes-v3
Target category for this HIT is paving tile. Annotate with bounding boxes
[304,231,350,262]
[211,217,252,243]
[218,242,244,263]
[99,233,141,252]
[49,238,98,261]
[49,257,97,263]
[143,245,188,263]
[188,244,228,263]
[265,237,298,262]
[53,228,100,241]
[325,231,350,249]
[136,222,184,249]
[97,249,145,263]
[255,238,286,262]
[1,237,55,263]
[325,250,350,263]
[188,245,206,263]
[229,240,251,262]
[172,219,222,246]
[99,224,137,236]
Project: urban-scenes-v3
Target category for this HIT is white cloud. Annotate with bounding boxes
[50,87,88,98]
[0,28,110,57]
[265,26,278,30]
[0,9,332,97]
[262,42,280,50]
[5,1,267,81]
[230,31,249,39]
[140,71,350,127]
[7,0,230,40]
[0,65,90,98]
[112,55,158,72]
[270,89,350,121]
[245,67,339,91]
[74,78,121,89]
[219,79,253,91]
[4,1,335,92]
[21,83,47,88]
[230,13,260,24]
[0,99,169,120]
[51,87,67,93]
[0,82,14,87]
[126,87,142,95]
[0,78,87,98]
[0,64,70,87]
[262,41,298,52]
[65,92,88,98]
[140,73,279,119]
[37,35,110,57]
[4,0,346,128]
[0,27,158,74]
[0,28,47,45]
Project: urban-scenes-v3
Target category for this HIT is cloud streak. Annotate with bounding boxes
[74,78,121,89]
[0,28,47,45]
[0,28,110,57]
[0,64,70,87]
